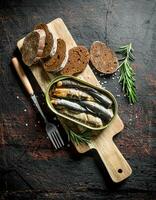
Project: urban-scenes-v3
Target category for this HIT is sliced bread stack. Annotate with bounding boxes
[21,23,89,75]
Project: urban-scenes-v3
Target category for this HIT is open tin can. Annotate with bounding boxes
[45,75,118,131]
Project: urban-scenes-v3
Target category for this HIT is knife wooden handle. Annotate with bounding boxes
[12,57,34,95]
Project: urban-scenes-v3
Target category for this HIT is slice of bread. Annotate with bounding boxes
[60,46,90,75]
[21,30,46,66]
[43,38,66,72]
[34,23,53,58]
[90,41,119,74]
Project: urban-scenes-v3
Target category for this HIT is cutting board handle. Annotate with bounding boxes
[90,136,132,183]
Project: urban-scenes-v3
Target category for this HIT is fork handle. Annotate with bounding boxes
[31,94,47,123]
[12,57,34,96]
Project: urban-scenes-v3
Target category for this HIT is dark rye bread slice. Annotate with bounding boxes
[90,41,119,74]
[34,23,53,58]
[43,38,66,72]
[21,31,45,66]
[60,46,90,75]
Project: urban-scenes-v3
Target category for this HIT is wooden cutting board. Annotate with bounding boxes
[17,18,132,183]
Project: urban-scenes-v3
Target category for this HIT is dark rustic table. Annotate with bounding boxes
[0,0,156,199]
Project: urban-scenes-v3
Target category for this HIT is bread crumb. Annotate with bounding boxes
[116,94,120,97]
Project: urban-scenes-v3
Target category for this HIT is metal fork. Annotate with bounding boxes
[12,57,64,149]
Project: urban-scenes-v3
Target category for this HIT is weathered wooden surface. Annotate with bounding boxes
[0,0,156,199]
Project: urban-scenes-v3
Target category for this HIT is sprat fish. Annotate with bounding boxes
[57,80,112,108]
[53,88,94,101]
[60,109,103,127]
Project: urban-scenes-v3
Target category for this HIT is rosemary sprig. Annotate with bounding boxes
[67,129,91,145]
[118,43,137,104]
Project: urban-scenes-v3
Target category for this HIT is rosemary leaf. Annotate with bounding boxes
[67,129,91,145]
[118,43,137,104]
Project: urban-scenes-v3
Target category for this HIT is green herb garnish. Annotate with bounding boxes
[117,43,137,104]
[67,129,91,145]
